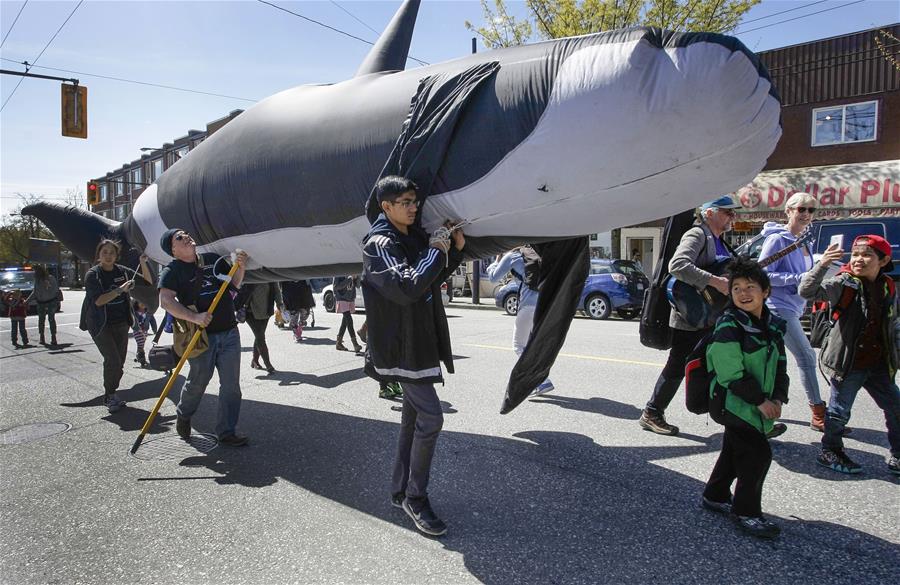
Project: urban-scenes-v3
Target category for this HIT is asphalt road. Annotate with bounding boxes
[0,291,897,585]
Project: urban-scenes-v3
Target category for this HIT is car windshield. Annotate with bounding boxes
[612,260,643,275]
[0,271,34,288]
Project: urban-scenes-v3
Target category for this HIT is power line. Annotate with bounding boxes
[330,0,380,35]
[1,0,83,113]
[0,57,259,103]
[738,0,830,26]
[736,0,868,35]
[256,0,429,66]
[0,0,29,48]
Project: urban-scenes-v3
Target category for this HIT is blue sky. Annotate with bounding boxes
[1,0,898,214]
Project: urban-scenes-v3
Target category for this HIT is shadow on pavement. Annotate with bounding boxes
[530,394,643,419]
[155,398,898,584]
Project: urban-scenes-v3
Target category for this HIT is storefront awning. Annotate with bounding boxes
[733,159,899,222]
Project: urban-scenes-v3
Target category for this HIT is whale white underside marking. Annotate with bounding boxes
[134,39,780,271]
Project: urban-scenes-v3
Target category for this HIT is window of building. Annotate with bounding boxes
[100,184,108,202]
[152,158,163,180]
[131,168,142,189]
[116,204,130,220]
[175,146,190,161]
[115,177,124,197]
[812,100,877,147]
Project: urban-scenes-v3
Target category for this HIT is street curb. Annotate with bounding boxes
[446,300,503,312]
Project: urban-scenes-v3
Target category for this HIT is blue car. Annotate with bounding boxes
[494,259,649,320]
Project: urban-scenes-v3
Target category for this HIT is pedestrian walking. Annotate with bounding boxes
[132,300,152,367]
[486,246,554,396]
[799,235,900,476]
[333,276,362,353]
[4,289,29,348]
[281,280,315,341]
[158,228,250,447]
[80,240,138,413]
[361,175,465,537]
[701,257,788,540]
[31,264,60,346]
[639,195,742,436]
[245,282,283,373]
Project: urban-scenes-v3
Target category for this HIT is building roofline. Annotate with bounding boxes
[759,22,899,54]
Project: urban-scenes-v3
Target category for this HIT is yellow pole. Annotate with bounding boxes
[130,260,240,454]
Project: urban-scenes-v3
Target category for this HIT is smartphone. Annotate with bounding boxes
[829,234,844,249]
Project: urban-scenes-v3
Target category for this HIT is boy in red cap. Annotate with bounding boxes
[799,234,900,476]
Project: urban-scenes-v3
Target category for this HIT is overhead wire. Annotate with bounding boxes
[736,0,868,35]
[0,0,29,48]
[0,57,259,102]
[1,0,84,112]
[737,0,830,26]
[256,0,429,66]
[329,0,380,35]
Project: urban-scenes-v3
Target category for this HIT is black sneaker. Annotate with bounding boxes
[218,433,249,447]
[638,409,679,436]
[817,448,862,474]
[701,496,732,516]
[176,416,191,440]
[391,492,405,509]
[886,455,900,476]
[766,423,788,439]
[401,498,447,537]
[733,515,780,539]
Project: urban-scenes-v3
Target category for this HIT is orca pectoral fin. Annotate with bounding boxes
[500,237,590,414]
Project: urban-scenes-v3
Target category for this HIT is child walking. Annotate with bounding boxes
[702,257,788,540]
[4,289,29,348]
[799,235,900,476]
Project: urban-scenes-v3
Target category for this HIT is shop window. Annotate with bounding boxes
[812,100,877,147]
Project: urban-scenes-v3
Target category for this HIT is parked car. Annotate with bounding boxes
[494,259,649,320]
[0,267,37,315]
[322,280,450,312]
[737,217,900,280]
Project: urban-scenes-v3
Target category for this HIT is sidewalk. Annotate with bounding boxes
[446,295,503,311]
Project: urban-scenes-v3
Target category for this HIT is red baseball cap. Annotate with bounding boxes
[852,234,894,271]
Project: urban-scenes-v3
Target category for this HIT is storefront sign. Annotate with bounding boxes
[734,160,899,221]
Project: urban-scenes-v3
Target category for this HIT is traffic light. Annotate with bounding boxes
[87,181,99,205]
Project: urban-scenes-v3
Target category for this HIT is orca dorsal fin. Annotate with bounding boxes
[355,0,420,77]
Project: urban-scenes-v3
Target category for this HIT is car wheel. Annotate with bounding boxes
[504,293,519,316]
[585,294,611,320]
[617,309,638,320]
[323,291,335,313]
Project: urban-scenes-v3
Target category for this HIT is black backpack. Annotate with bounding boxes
[684,332,716,415]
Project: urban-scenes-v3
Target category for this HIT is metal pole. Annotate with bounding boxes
[0,69,79,84]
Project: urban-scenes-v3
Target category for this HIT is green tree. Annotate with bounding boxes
[466,0,760,49]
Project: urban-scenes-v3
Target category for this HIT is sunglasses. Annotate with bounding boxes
[793,207,817,214]
[392,199,420,209]
[174,233,192,241]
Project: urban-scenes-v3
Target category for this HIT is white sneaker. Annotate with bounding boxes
[530,381,555,397]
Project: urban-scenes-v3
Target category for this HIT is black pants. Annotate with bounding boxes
[646,327,710,413]
[246,316,272,368]
[9,319,27,344]
[92,322,130,395]
[704,425,772,517]
[338,312,357,343]
[37,301,58,340]
[392,382,443,503]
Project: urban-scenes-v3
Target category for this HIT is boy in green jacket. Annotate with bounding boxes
[702,257,789,540]
[799,234,900,476]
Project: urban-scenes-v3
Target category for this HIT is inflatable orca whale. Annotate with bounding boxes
[24,0,781,412]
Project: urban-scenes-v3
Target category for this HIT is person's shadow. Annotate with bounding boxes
[146,397,898,584]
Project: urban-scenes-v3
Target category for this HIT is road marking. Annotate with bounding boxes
[460,343,664,367]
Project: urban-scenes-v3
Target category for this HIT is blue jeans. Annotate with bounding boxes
[823,367,900,457]
[177,328,242,439]
[772,309,822,405]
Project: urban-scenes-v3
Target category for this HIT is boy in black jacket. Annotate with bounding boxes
[361,176,464,537]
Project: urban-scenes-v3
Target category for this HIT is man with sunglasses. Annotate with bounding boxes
[759,192,826,431]
[639,195,740,436]
[361,175,465,537]
[158,228,250,447]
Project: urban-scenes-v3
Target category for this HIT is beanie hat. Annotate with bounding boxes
[160,228,180,257]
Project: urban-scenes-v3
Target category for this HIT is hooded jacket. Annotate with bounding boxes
[707,306,789,434]
[799,262,898,382]
[361,214,463,384]
[759,222,813,317]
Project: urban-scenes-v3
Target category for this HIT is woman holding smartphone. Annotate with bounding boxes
[758,192,835,432]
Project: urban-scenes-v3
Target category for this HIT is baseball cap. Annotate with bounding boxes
[852,234,894,272]
[700,195,741,211]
